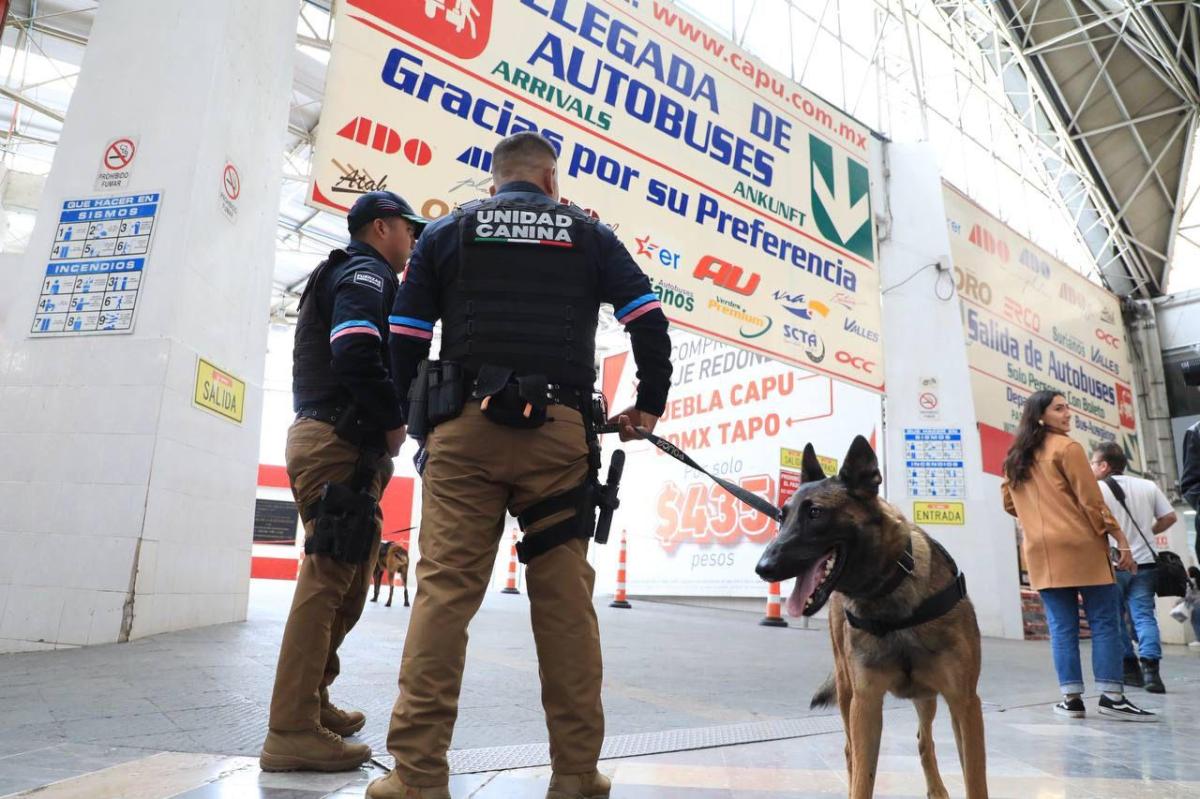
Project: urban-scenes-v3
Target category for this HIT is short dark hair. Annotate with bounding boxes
[1093,442,1127,474]
[492,132,557,180]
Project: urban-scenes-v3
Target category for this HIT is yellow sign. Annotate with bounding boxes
[194,358,245,424]
[779,448,837,475]
[312,0,883,392]
[913,501,965,526]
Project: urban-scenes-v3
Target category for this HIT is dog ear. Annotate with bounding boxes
[801,443,826,483]
[838,435,881,499]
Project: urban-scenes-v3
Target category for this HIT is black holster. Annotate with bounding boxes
[304,452,379,564]
[513,392,624,563]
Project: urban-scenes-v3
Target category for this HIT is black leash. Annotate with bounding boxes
[632,427,783,523]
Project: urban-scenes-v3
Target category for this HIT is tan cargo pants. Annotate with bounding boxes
[386,402,603,786]
[268,418,394,731]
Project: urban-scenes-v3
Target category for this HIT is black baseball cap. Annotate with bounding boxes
[346,191,427,237]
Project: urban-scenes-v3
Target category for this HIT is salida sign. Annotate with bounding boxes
[193,357,245,424]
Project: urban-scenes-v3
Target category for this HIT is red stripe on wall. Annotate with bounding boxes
[258,464,290,489]
[252,555,300,580]
[979,423,1014,477]
[380,477,415,549]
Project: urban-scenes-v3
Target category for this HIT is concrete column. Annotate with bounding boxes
[0,0,298,651]
[876,142,1024,639]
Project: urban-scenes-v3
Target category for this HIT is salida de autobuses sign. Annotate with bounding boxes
[312,0,884,392]
[943,184,1143,473]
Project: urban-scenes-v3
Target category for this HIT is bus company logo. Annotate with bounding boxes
[773,290,830,321]
[693,254,760,297]
[648,275,695,314]
[349,0,492,59]
[634,234,682,270]
[830,292,858,310]
[706,296,770,338]
[783,324,825,364]
[836,350,875,374]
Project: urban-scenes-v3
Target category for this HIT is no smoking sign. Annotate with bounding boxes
[219,160,241,222]
[95,135,138,191]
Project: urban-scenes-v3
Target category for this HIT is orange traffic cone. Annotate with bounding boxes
[609,529,632,609]
[501,529,521,595]
[759,581,788,627]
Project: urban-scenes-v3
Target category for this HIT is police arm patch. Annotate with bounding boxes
[352,271,384,292]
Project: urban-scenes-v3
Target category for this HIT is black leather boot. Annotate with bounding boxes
[1123,656,1144,688]
[1140,658,1165,693]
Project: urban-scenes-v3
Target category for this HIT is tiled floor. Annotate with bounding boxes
[1,579,1198,797]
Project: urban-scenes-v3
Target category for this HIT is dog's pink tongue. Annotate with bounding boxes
[786,553,832,617]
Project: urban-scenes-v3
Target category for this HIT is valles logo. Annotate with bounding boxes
[349,0,493,59]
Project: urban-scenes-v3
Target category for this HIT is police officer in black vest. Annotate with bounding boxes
[367,133,672,799]
[260,191,425,773]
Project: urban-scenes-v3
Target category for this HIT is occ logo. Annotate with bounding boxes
[349,0,493,59]
[836,350,875,374]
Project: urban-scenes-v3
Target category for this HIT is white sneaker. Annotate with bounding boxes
[1188,641,1200,648]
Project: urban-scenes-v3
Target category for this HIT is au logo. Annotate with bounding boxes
[810,134,873,261]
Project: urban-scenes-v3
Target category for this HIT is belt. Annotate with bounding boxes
[296,405,348,425]
[546,384,588,413]
[466,381,589,413]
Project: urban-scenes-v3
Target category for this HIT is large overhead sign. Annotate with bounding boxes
[311,0,883,392]
[942,184,1143,473]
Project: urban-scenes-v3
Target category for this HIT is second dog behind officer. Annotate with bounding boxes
[366,132,673,799]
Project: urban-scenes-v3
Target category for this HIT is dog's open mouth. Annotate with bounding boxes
[786,548,845,617]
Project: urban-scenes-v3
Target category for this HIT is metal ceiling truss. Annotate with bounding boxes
[974,0,1200,297]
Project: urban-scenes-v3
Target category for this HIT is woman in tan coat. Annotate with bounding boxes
[1001,390,1155,721]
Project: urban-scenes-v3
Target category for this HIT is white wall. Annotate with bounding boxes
[0,1,299,652]
[876,142,1024,639]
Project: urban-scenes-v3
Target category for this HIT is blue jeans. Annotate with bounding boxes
[1039,584,1124,694]
[1116,568,1161,661]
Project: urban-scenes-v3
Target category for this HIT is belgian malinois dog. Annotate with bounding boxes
[756,436,987,799]
[371,540,410,608]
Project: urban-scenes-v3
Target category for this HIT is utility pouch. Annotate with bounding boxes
[473,365,547,429]
[305,482,377,564]
[407,360,465,439]
[427,360,465,428]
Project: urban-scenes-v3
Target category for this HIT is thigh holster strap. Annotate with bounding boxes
[515,481,594,564]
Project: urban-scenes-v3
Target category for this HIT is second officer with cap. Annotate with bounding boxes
[260,191,425,773]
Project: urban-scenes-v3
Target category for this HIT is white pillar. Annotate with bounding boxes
[877,142,1024,639]
[0,0,298,651]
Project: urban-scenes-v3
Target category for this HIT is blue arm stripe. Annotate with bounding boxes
[614,293,657,319]
[387,315,434,331]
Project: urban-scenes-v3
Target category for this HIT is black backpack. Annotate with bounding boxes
[1104,477,1190,597]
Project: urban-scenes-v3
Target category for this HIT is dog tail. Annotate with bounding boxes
[810,673,836,709]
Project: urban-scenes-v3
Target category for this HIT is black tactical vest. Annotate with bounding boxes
[292,250,349,410]
[439,195,600,388]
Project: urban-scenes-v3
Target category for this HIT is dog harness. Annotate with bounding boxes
[844,537,968,637]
